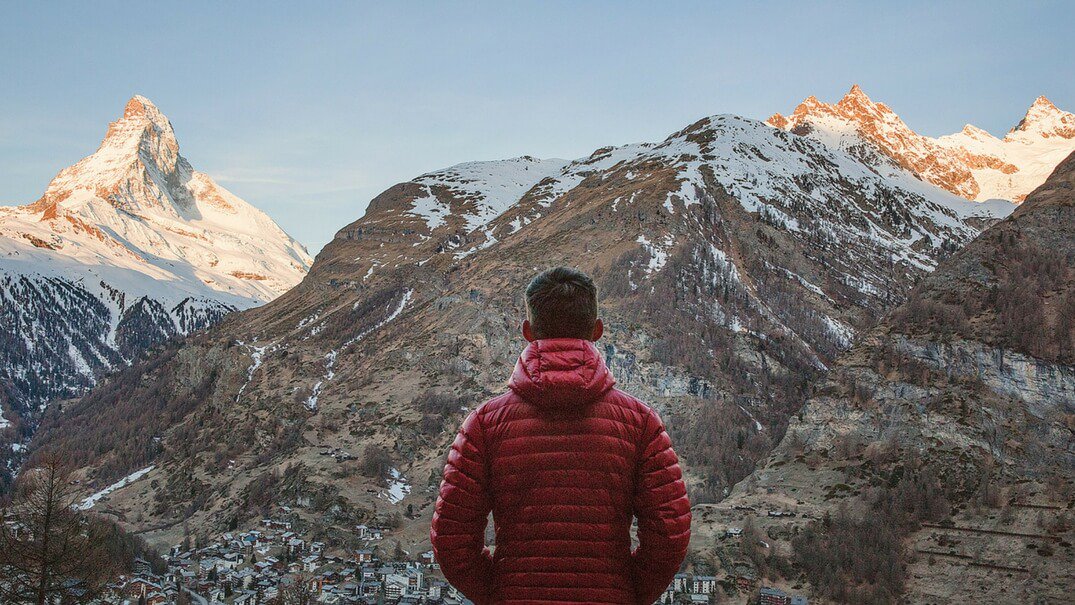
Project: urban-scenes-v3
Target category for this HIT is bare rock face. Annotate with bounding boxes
[709,152,1075,604]
[769,85,1075,203]
[0,97,312,482]
[26,105,1025,557]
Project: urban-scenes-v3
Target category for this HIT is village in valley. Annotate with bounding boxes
[97,514,809,605]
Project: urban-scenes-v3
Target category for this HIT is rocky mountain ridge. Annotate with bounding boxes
[769,85,1075,202]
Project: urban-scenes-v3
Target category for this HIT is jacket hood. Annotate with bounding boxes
[508,338,616,409]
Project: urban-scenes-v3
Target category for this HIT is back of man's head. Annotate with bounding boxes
[525,267,599,340]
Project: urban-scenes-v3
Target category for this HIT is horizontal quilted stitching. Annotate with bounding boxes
[431,339,691,605]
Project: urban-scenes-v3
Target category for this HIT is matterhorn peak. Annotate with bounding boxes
[103,94,178,154]
[123,95,160,118]
[27,96,199,220]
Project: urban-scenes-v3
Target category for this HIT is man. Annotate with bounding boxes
[431,267,691,605]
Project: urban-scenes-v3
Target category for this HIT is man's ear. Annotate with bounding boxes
[591,318,604,342]
[522,319,536,342]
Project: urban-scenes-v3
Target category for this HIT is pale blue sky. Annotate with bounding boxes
[2,1,1072,254]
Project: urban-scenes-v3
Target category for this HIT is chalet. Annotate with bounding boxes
[735,573,757,592]
[673,573,689,592]
[760,586,790,605]
[692,575,717,594]
[427,581,445,600]
[125,577,162,600]
[354,549,375,564]
[132,558,154,575]
[385,573,409,599]
[262,518,293,530]
[234,567,258,589]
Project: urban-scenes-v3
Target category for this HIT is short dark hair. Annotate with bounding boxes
[525,267,599,339]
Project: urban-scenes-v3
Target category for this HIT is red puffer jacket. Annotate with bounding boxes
[431,338,691,605]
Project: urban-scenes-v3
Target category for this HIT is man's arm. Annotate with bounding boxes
[430,410,495,605]
[631,410,692,605]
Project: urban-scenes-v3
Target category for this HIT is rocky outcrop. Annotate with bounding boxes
[893,336,1075,418]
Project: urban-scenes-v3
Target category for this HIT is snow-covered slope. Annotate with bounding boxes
[379,114,1012,271]
[769,86,1075,202]
[0,96,311,446]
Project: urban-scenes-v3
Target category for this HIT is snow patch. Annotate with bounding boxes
[304,290,413,411]
[77,466,154,510]
[380,467,411,504]
[407,186,450,231]
[637,234,675,276]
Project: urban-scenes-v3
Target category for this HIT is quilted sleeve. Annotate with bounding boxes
[630,409,692,605]
[430,410,495,605]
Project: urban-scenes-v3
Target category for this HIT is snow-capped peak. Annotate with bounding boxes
[836,83,876,109]
[31,95,191,219]
[0,96,313,428]
[104,95,181,171]
[957,124,997,141]
[1008,95,1075,140]
[768,86,1075,203]
[1,95,312,307]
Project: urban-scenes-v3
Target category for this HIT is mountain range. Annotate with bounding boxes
[769,85,1075,202]
[11,86,1075,602]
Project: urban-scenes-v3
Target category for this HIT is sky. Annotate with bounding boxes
[2,1,1073,254]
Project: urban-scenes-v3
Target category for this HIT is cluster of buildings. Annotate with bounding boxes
[660,573,718,603]
[88,516,809,604]
[758,586,808,605]
[655,574,807,605]
[102,518,467,604]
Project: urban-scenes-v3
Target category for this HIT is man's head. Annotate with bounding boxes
[522,266,603,342]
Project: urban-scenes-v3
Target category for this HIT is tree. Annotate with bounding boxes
[176,584,192,605]
[276,572,315,605]
[0,455,116,604]
[360,445,393,480]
